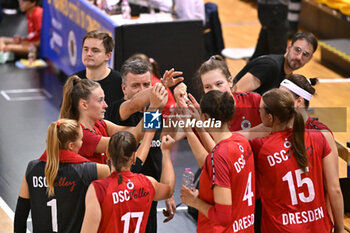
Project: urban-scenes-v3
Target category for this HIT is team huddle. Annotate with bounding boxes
[13,31,344,233]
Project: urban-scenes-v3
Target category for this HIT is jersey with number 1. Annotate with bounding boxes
[93,171,155,233]
[250,129,333,233]
[26,158,97,233]
[198,133,255,233]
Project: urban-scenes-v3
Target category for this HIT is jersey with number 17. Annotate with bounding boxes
[250,129,333,233]
[93,171,155,233]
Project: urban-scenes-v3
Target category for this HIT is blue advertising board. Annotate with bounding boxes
[40,0,118,75]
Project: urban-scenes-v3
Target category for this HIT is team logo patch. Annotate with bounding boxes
[284,138,292,148]
[241,116,252,130]
[241,120,251,129]
[127,180,134,190]
[143,110,161,129]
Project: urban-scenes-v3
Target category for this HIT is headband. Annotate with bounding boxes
[280,79,312,101]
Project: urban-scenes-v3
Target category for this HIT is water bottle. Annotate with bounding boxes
[28,43,36,65]
[148,1,155,15]
[182,168,195,190]
[121,0,131,19]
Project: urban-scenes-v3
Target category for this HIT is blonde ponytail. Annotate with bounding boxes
[44,119,81,196]
[45,122,60,197]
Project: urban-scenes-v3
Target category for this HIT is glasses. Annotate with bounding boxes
[292,46,311,59]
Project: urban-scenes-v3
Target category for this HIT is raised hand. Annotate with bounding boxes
[161,68,184,89]
[188,94,200,109]
[161,135,175,151]
[149,82,168,110]
[174,82,189,104]
[176,93,201,122]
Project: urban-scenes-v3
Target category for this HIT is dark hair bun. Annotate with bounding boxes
[218,92,235,122]
[309,78,319,86]
[210,54,225,62]
[200,90,235,123]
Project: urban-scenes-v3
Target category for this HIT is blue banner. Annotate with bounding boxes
[40,0,118,75]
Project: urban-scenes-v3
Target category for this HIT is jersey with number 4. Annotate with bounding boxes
[93,171,155,233]
[26,159,97,233]
[250,129,333,233]
[198,133,255,233]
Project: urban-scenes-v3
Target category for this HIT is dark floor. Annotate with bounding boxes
[0,13,198,232]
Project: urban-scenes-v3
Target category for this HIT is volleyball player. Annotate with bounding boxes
[180,90,255,232]
[250,88,344,232]
[59,75,166,163]
[14,119,110,233]
[80,131,175,233]
[174,55,263,152]
[279,73,344,226]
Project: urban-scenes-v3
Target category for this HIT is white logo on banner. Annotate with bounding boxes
[68,30,77,67]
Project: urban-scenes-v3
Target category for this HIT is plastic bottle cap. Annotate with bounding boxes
[185,168,191,172]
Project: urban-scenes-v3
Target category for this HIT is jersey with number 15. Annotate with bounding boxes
[250,129,333,233]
